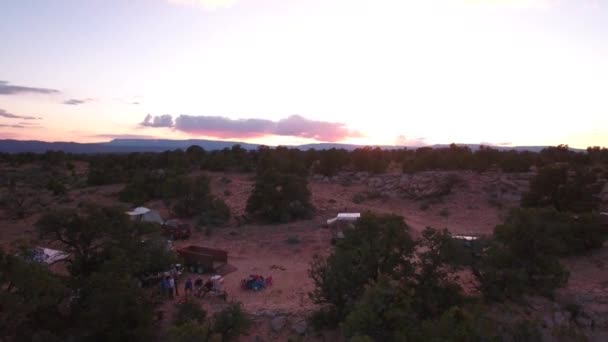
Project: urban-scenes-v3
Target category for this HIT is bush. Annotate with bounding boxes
[439,208,450,217]
[308,307,341,331]
[470,209,600,301]
[246,169,314,223]
[211,303,252,341]
[47,179,67,196]
[522,165,602,213]
[342,277,415,341]
[286,236,301,245]
[474,241,569,301]
[419,201,430,211]
[173,302,207,326]
[495,208,606,257]
[352,191,387,204]
[309,213,416,320]
[352,192,366,204]
[168,321,213,342]
[197,197,231,227]
[487,196,503,209]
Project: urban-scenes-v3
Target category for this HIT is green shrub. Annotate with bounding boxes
[197,197,231,227]
[308,307,341,331]
[352,192,366,204]
[211,303,252,341]
[522,165,602,213]
[495,207,606,257]
[204,227,213,237]
[342,277,414,341]
[168,321,213,342]
[246,169,313,223]
[487,196,503,209]
[47,179,67,196]
[309,213,416,321]
[173,302,207,326]
[286,236,301,245]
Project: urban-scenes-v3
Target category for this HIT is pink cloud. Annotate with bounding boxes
[141,114,361,142]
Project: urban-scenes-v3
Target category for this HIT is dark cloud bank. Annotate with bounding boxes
[141,114,361,142]
[0,81,59,95]
[63,98,93,105]
[0,108,41,120]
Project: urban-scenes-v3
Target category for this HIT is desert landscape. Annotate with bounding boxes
[2,151,608,341]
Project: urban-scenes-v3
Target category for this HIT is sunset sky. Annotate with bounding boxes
[1,0,607,148]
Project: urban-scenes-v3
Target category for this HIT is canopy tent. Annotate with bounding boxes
[125,207,163,224]
[126,207,150,216]
[327,213,361,225]
[32,247,69,265]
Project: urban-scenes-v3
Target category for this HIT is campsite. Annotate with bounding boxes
[1,146,608,341]
[3,1,608,340]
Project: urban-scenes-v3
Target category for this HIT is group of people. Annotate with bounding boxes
[160,274,180,298]
[161,274,224,299]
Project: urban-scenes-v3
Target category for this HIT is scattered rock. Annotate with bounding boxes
[575,314,593,328]
[553,311,571,326]
[291,320,308,335]
[270,316,286,332]
[543,314,555,328]
[589,310,608,328]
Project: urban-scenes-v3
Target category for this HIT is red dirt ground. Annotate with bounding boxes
[2,170,607,340]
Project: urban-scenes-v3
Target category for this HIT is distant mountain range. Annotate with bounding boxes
[0,138,567,153]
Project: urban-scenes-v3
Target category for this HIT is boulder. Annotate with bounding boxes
[270,315,287,332]
[575,314,593,328]
[553,311,571,326]
[291,320,308,335]
[599,183,608,202]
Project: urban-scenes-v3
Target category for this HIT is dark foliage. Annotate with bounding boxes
[168,302,251,342]
[2,204,176,341]
[211,302,252,341]
[0,250,69,341]
[246,168,314,223]
[173,302,207,326]
[308,213,416,319]
[471,208,600,301]
[522,164,603,213]
[495,207,607,257]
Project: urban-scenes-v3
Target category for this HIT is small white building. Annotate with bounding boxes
[125,207,163,224]
[327,212,361,226]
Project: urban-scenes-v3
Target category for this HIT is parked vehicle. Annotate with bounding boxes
[162,219,192,240]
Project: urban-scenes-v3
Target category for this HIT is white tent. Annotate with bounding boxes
[125,207,163,224]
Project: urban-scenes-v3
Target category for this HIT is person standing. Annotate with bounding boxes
[167,276,175,299]
[194,277,203,297]
[160,276,168,298]
[185,278,193,298]
[171,269,180,297]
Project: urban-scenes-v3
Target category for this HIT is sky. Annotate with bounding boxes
[0,0,607,148]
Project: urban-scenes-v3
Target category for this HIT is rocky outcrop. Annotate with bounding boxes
[314,171,466,200]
